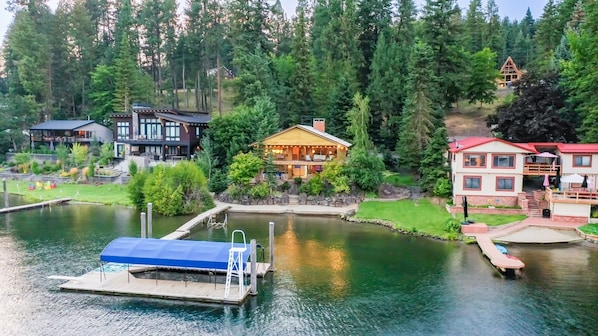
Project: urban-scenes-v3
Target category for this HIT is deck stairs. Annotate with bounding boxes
[526,193,542,217]
[224,230,247,299]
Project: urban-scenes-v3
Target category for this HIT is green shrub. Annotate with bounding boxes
[294,177,303,185]
[127,171,148,210]
[279,181,291,192]
[299,174,324,196]
[31,161,41,175]
[249,182,270,199]
[128,160,138,176]
[14,152,31,166]
[444,218,461,233]
[227,184,247,200]
[433,178,453,197]
[209,169,229,194]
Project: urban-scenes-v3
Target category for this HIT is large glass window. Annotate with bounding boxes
[464,153,486,167]
[117,121,130,140]
[573,155,591,167]
[165,122,180,141]
[493,154,515,168]
[464,176,481,190]
[496,177,514,191]
[140,118,162,140]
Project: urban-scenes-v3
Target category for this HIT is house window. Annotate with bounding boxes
[165,122,180,141]
[464,153,486,167]
[464,176,482,190]
[117,122,129,140]
[492,154,515,168]
[573,155,592,167]
[496,177,515,191]
[140,118,162,140]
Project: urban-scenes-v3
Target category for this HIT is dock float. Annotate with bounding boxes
[0,198,71,214]
[476,236,525,272]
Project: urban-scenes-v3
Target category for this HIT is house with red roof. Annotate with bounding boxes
[450,137,598,223]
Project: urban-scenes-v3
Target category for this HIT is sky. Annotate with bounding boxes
[0,0,548,49]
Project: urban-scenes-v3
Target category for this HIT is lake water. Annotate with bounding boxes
[0,202,597,335]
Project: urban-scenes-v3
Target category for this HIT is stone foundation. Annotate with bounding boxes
[454,194,518,207]
[217,192,363,207]
[551,215,588,224]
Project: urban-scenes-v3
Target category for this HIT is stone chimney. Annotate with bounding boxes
[313,118,326,133]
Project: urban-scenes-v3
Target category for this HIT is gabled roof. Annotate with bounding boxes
[449,137,537,153]
[254,124,352,147]
[155,112,211,125]
[557,143,598,153]
[500,56,522,75]
[29,120,95,131]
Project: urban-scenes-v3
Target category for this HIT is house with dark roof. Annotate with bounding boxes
[29,120,113,149]
[253,118,352,179]
[450,137,598,223]
[110,108,210,160]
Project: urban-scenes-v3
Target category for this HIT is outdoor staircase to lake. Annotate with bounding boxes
[288,195,299,205]
[526,193,542,217]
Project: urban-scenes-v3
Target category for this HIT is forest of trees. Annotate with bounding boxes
[1,0,597,191]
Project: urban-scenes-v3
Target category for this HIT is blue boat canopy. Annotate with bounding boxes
[100,237,250,270]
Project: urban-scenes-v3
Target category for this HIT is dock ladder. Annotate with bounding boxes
[224,230,247,298]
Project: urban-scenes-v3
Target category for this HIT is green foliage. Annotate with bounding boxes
[31,160,41,175]
[14,152,31,165]
[279,181,291,192]
[344,149,384,192]
[208,169,229,194]
[70,143,88,167]
[127,171,148,210]
[98,142,114,166]
[128,160,138,176]
[299,173,324,196]
[465,48,500,106]
[433,178,453,198]
[144,168,184,216]
[249,182,270,199]
[347,92,374,152]
[196,136,219,179]
[383,173,416,187]
[321,160,350,194]
[228,152,264,186]
[87,160,96,178]
[419,127,450,192]
[55,144,69,169]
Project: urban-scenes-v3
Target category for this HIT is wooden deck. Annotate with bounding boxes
[476,236,525,271]
[57,262,271,304]
[0,198,71,214]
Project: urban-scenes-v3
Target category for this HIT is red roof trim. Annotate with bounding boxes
[449,137,537,153]
[557,143,598,153]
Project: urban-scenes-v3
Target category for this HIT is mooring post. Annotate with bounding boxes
[147,203,153,238]
[140,212,146,238]
[269,221,275,271]
[3,178,8,208]
[250,239,257,295]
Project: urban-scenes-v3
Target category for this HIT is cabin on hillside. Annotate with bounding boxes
[498,56,523,87]
[29,120,113,149]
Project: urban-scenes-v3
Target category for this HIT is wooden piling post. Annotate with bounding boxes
[269,221,275,271]
[3,178,8,208]
[250,239,257,295]
[141,212,146,238]
[147,203,153,238]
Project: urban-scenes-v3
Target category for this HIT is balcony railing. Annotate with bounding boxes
[546,187,598,204]
[523,163,560,176]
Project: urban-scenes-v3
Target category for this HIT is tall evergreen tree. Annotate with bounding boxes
[534,0,561,73]
[397,40,437,171]
[463,0,485,54]
[356,0,391,89]
[419,127,449,192]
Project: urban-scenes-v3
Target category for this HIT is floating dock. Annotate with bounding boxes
[161,205,231,240]
[0,198,71,214]
[476,236,525,272]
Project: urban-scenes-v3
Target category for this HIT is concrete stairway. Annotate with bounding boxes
[526,193,542,217]
[288,195,299,205]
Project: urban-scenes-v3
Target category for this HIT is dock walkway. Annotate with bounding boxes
[0,198,71,214]
[476,236,525,271]
[161,204,231,240]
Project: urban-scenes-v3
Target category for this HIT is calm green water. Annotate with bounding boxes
[0,203,597,335]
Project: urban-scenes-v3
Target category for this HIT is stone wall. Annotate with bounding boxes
[454,194,519,207]
[446,204,525,215]
[217,192,363,207]
[551,215,588,224]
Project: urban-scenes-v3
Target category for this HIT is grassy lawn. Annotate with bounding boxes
[3,180,132,206]
[578,224,598,236]
[382,172,416,187]
[355,199,526,239]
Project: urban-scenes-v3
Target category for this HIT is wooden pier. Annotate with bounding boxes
[161,204,231,240]
[476,236,525,272]
[0,198,71,214]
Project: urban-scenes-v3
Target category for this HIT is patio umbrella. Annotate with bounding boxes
[543,174,550,187]
[561,173,584,183]
[582,175,588,188]
[535,152,559,158]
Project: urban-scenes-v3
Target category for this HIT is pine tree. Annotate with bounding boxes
[534,0,561,72]
[397,40,437,172]
[419,127,449,192]
[463,0,485,54]
[356,0,391,89]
